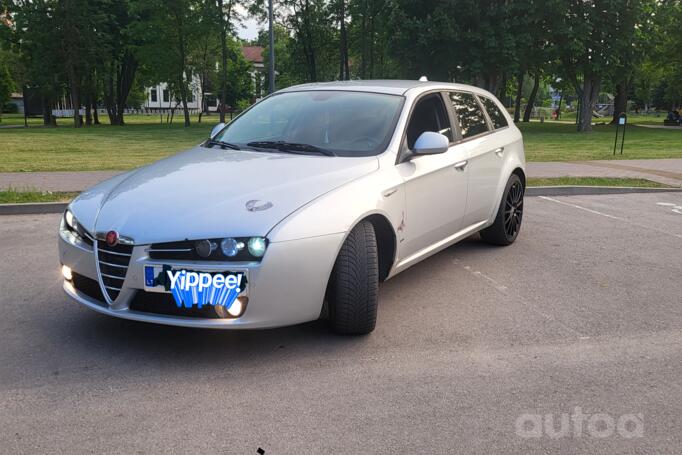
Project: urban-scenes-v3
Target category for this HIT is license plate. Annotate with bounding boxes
[144,265,248,294]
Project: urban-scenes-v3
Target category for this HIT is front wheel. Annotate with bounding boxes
[480,173,524,246]
[327,220,379,335]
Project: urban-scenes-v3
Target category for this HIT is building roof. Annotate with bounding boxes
[242,46,264,64]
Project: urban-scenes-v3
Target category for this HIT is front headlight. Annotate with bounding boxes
[60,209,93,247]
[247,237,267,257]
[148,236,268,261]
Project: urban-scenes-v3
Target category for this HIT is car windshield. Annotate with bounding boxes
[213,90,404,157]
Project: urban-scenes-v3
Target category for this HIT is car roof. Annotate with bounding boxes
[278,80,493,97]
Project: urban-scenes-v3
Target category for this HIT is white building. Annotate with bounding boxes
[144,77,202,113]
[143,46,266,114]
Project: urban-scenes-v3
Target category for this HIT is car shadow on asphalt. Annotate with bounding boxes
[58,235,499,370]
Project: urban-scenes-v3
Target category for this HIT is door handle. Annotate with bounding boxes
[453,160,468,171]
[494,147,505,157]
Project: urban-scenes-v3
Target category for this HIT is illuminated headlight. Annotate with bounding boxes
[60,208,93,247]
[64,209,76,230]
[220,238,244,257]
[247,237,267,257]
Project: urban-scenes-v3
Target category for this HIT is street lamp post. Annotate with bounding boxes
[268,0,275,94]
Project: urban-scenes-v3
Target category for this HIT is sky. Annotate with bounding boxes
[235,6,263,42]
[239,17,263,41]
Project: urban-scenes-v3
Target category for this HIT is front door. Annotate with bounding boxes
[397,93,469,261]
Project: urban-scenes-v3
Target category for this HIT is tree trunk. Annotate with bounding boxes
[368,15,375,78]
[611,80,628,124]
[338,0,349,80]
[498,73,507,105]
[577,77,600,132]
[360,5,367,79]
[92,99,100,124]
[523,72,540,122]
[513,72,524,123]
[179,76,190,127]
[556,91,563,120]
[175,11,190,128]
[84,91,92,126]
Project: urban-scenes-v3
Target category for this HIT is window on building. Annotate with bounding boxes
[150,89,157,102]
[448,92,489,138]
[163,89,170,103]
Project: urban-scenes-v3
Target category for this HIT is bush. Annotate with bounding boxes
[2,102,19,114]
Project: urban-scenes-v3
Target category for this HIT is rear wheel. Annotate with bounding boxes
[327,220,378,335]
[480,173,524,246]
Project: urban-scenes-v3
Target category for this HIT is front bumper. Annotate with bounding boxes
[59,231,345,329]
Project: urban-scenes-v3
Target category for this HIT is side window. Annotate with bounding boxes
[448,92,489,138]
[479,96,509,129]
[406,94,453,149]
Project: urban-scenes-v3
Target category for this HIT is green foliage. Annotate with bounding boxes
[0,60,15,108]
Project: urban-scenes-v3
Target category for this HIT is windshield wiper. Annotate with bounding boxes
[205,139,241,150]
[246,141,335,157]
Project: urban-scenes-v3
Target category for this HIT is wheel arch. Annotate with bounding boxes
[512,167,526,187]
[360,214,397,281]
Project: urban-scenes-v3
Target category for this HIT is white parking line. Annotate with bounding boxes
[538,196,623,220]
[538,196,682,239]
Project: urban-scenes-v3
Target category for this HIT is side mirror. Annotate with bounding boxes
[413,131,449,155]
[210,122,226,139]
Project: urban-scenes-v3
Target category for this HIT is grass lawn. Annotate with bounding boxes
[0,189,79,203]
[1,114,681,172]
[553,111,669,126]
[0,114,222,172]
[527,177,671,188]
[519,122,682,162]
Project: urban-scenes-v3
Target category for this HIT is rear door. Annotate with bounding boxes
[447,91,506,227]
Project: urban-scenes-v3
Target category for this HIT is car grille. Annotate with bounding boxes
[96,241,133,301]
[72,272,106,306]
[130,291,227,319]
[148,239,262,262]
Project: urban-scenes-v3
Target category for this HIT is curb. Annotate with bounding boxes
[526,186,682,197]
[0,202,68,215]
[0,187,680,215]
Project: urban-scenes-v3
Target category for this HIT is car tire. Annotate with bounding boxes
[328,220,379,335]
[480,173,524,246]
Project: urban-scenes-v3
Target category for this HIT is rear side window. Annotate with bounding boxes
[448,92,489,138]
[479,96,509,129]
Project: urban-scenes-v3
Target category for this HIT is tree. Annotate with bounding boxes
[650,0,682,109]
[135,0,202,127]
[99,0,144,126]
[0,60,15,122]
[216,0,242,123]
[553,0,648,132]
[278,0,337,82]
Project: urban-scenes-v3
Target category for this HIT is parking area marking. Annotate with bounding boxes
[539,196,682,239]
[538,196,622,220]
[656,202,682,215]
[452,257,585,339]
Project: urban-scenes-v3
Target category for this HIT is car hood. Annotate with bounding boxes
[77,146,378,244]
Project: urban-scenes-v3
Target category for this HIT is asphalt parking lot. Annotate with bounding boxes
[1,192,680,454]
